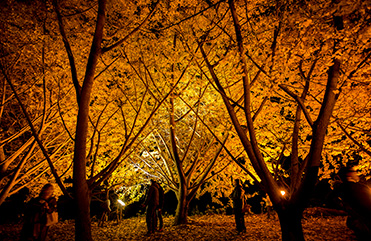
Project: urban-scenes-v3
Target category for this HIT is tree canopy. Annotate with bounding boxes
[0,0,370,240]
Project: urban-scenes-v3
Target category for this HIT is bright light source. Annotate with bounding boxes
[117,199,125,206]
[280,190,286,196]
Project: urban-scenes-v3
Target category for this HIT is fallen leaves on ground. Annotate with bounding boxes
[0,212,357,240]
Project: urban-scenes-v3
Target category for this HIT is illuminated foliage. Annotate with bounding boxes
[0,0,370,240]
[0,0,74,204]
[182,0,370,240]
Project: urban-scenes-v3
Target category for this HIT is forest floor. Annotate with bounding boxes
[0,209,358,241]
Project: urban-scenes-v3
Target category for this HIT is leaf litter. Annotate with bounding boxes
[0,212,357,240]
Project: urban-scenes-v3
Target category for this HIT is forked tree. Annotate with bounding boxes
[192,0,370,240]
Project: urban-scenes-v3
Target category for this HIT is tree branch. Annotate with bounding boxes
[101,1,160,53]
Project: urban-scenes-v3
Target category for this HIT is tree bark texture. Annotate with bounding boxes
[72,0,106,240]
[174,182,189,225]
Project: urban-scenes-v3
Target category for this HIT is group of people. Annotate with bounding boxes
[142,179,164,235]
[142,178,250,235]
[18,167,371,240]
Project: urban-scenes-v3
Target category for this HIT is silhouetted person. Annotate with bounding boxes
[20,183,57,241]
[142,179,159,235]
[230,179,246,233]
[98,190,111,227]
[154,181,164,232]
[264,194,274,219]
[339,166,371,241]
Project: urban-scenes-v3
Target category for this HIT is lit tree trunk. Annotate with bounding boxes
[169,87,188,225]
[69,1,106,240]
[169,32,188,225]
[165,73,229,225]
[54,0,159,238]
[174,182,189,224]
[174,183,204,225]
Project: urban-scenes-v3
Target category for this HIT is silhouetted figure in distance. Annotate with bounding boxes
[230,179,246,233]
[154,181,164,232]
[142,179,159,235]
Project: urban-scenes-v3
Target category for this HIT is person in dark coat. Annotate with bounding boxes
[20,183,57,241]
[142,179,159,235]
[339,166,371,241]
[230,179,246,233]
[154,181,164,232]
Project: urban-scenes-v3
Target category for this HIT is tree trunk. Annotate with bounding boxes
[74,179,92,241]
[71,0,106,240]
[174,183,189,225]
[277,205,305,241]
[73,90,93,241]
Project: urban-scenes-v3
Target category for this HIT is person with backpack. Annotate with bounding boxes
[230,179,246,233]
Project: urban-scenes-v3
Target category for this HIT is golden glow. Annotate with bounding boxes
[280,190,286,196]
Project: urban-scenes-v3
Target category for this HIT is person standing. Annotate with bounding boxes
[230,179,246,233]
[264,194,274,219]
[98,190,111,227]
[339,166,371,240]
[20,183,57,241]
[142,179,159,235]
[154,181,164,232]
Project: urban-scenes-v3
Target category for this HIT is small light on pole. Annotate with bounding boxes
[280,190,286,196]
[117,199,126,206]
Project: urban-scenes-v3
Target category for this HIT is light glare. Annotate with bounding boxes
[118,199,125,206]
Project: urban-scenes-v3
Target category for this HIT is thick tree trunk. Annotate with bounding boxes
[71,1,106,240]
[74,179,92,241]
[277,205,305,241]
[73,90,93,241]
[174,183,189,225]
